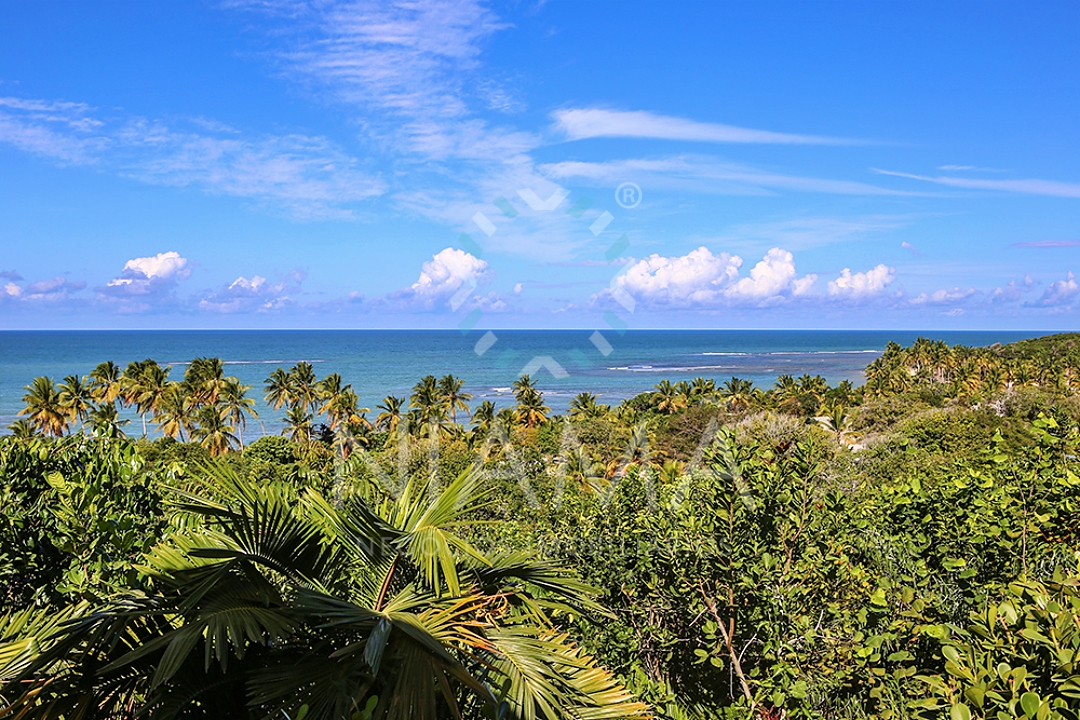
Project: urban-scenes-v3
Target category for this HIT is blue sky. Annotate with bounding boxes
[1,0,1079,330]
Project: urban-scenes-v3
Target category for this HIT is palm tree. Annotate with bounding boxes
[219,378,259,449]
[191,406,238,456]
[89,361,123,405]
[559,444,604,490]
[318,374,370,458]
[410,375,444,428]
[6,419,38,439]
[58,375,94,430]
[690,377,716,403]
[283,406,314,445]
[264,367,294,411]
[720,377,755,412]
[289,362,320,414]
[652,380,685,415]
[569,392,608,419]
[125,361,170,437]
[512,374,537,403]
[5,465,648,720]
[470,400,496,435]
[375,395,405,434]
[155,382,196,441]
[185,357,228,408]
[19,376,68,437]
[771,374,801,413]
[438,374,472,424]
[87,403,128,439]
[814,403,856,446]
[516,388,549,429]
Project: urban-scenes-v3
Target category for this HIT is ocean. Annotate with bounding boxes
[0,329,1044,435]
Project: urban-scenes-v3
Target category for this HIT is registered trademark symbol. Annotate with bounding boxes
[615,182,642,209]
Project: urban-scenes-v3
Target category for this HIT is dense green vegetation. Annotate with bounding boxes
[5,334,1080,719]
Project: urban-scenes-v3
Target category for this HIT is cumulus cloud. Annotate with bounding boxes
[827,264,896,299]
[198,269,305,313]
[727,248,817,303]
[384,247,491,311]
[96,251,192,312]
[910,287,976,305]
[599,246,816,309]
[990,275,1036,303]
[1030,272,1080,308]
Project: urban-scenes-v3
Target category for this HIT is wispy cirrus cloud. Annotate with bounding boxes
[553,108,861,145]
[543,156,922,197]
[0,96,384,218]
[117,120,385,219]
[709,215,909,251]
[1013,239,1080,248]
[875,168,1080,199]
[0,96,108,163]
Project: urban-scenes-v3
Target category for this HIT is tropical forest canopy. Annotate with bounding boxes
[5,334,1080,719]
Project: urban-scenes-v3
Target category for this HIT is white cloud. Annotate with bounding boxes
[990,275,1036,303]
[727,248,816,303]
[876,168,1080,199]
[0,95,384,219]
[827,264,896,299]
[384,247,491,310]
[901,241,919,255]
[542,157,921,197]
[285,0,505,119]
[610,247,741,308]
[910,287,976,305]
[198,269,305,313]
[119,122,385,219]
[0,96,107,163]
[710,215,907,251]
[21,276,86,303]
[600,246,816,309]
[1030,272,1080,308]
[122,251,189,281]
[552,108,858,145]
[97,251,192,311]
[3,282,21,297]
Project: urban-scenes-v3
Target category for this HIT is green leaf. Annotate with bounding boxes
[1020,691,1040,718]
[950,703,971,720]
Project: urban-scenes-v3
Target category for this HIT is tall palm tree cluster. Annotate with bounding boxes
[13,358,258,456]
[863,336,1080,397]
[643,374,857,418]
[372,373,550,444]
[265,362,373,458]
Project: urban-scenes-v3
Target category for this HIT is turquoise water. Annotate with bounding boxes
[0,330,1044,434]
